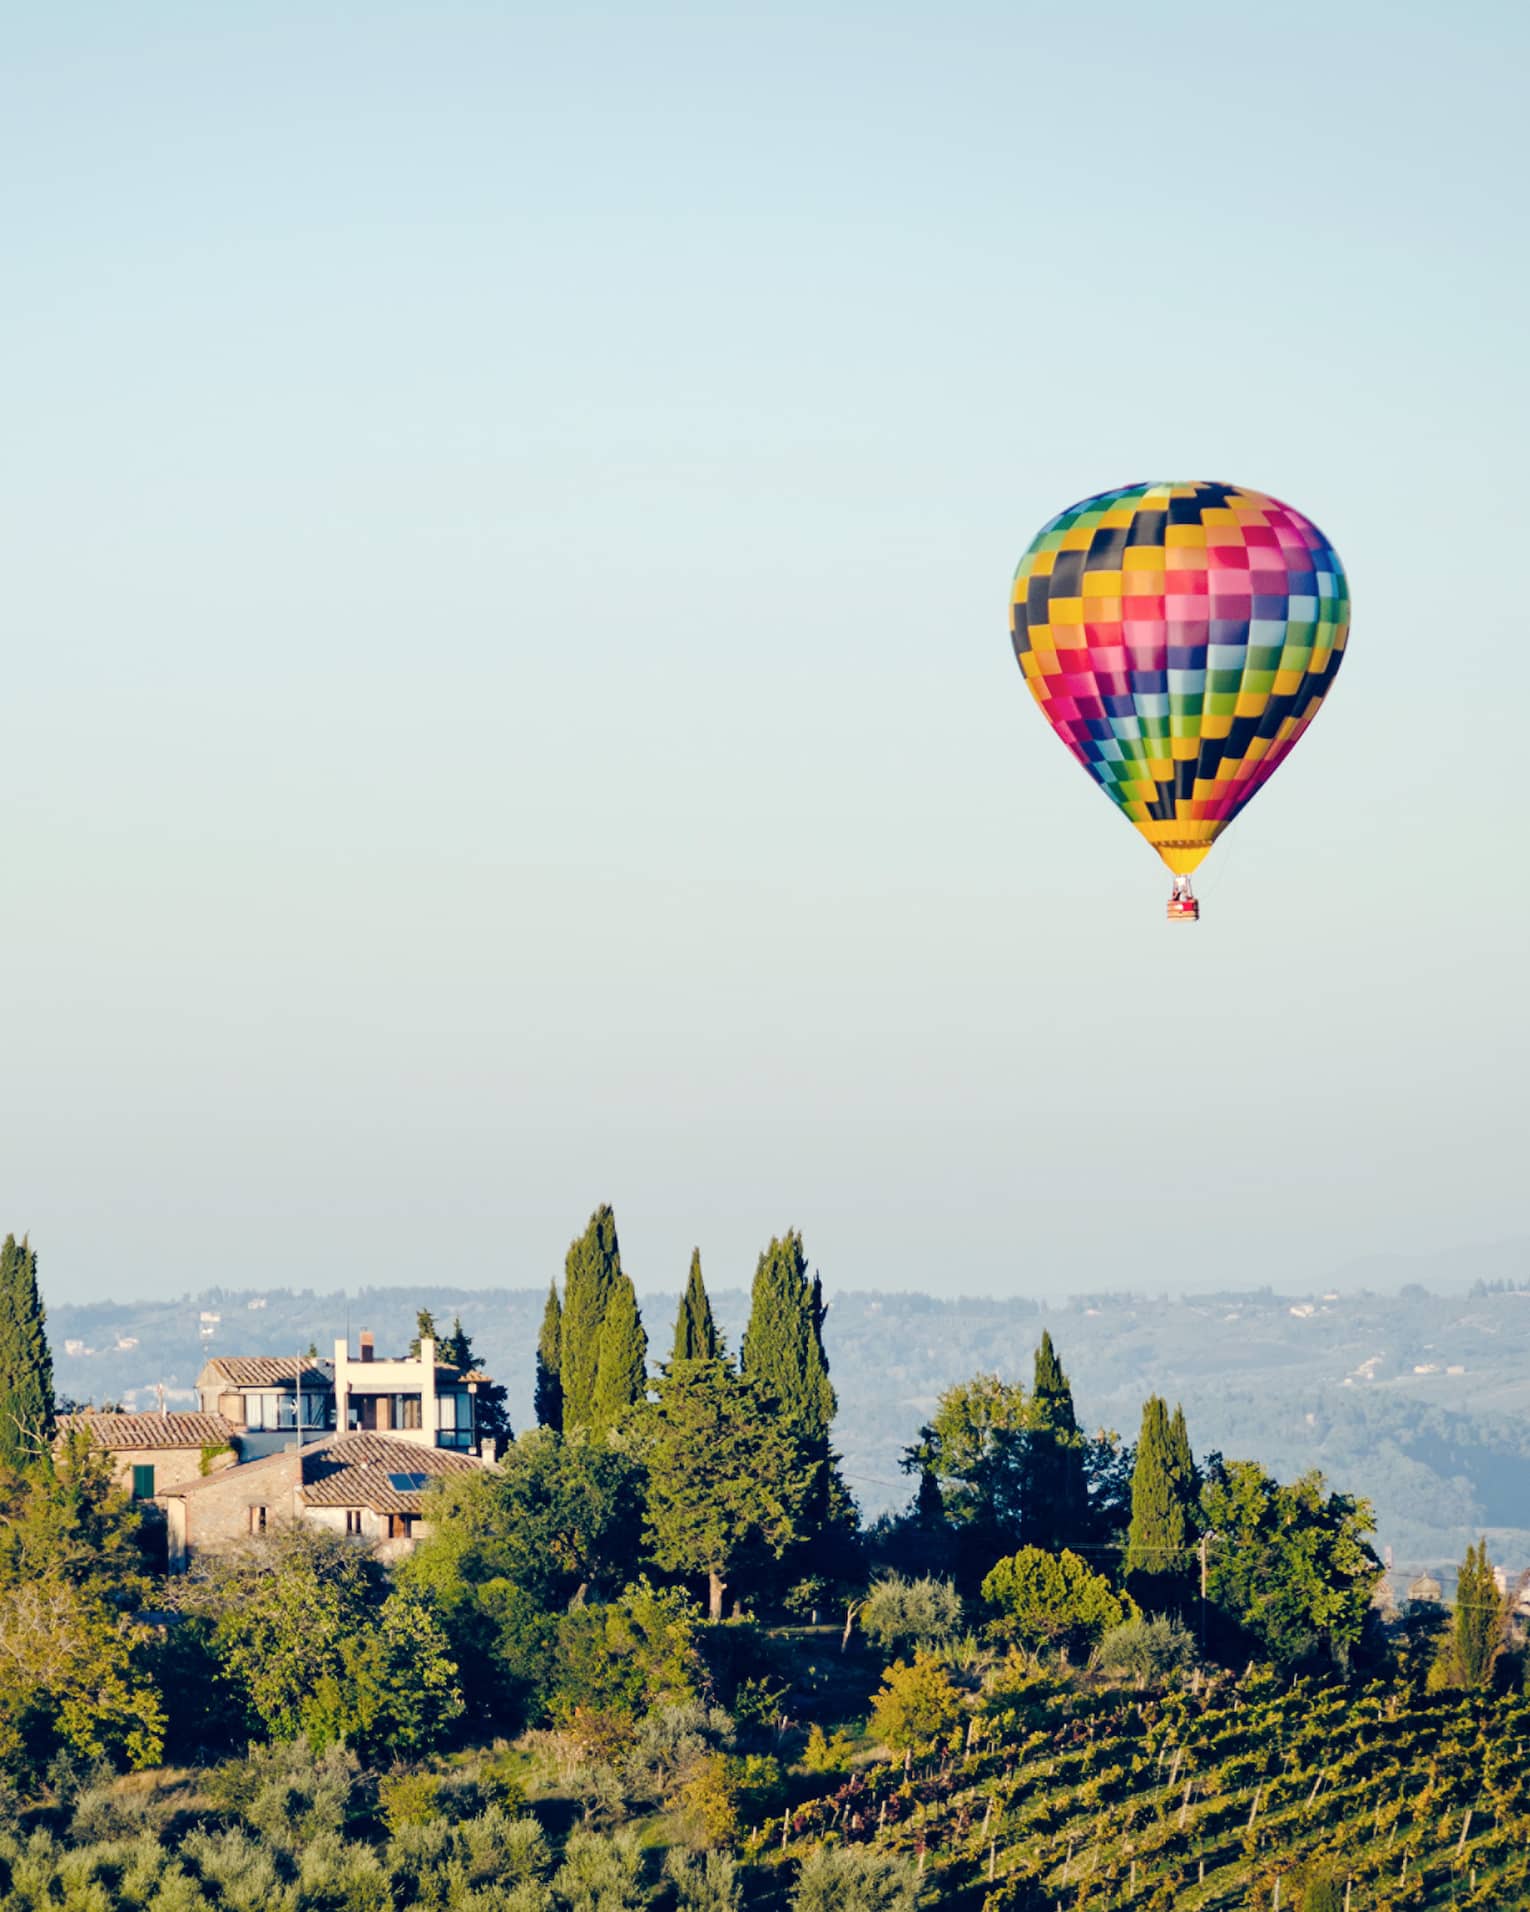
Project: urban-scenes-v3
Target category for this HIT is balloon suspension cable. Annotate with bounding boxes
[1166,874,1200,924]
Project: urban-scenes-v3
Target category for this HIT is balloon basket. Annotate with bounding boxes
[1166,896,1200,924]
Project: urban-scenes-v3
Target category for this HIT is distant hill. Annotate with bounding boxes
[47,1277,1530,1575]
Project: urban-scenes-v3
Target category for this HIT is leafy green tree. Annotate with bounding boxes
[590,1272,648,1435]
[1019,1332,1088,1552]
[0,1425,150,1601]
[317,1582,463,1758]
[639,1357,813,1619]
[562,1206,624,1430]
[551,1579,706,1727]
[674,1249,720,1365]
[902,1373,1030,1585]
[982,1546,1131,1661]
[0,1576,165,1778]
[1083,1426,1135,1541]
[1447,1538,1509,1690]
[741,1232,835,1444]
[1124,1396,1198,1612]
[179,1527,415,1749]
[409,1428,643,1613]
[1200,1459,1381,1671]
[867,1651,965,1752]
[0,1234,53,1467]
[536,1279,564,1430]
[858,1574,964,1654]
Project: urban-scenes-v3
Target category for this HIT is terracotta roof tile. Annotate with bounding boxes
[58,1411,240,1451]
[200,1357,333,1387]
[299,1433,483,1514]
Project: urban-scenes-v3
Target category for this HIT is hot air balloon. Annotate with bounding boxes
[1009,481,1349,921]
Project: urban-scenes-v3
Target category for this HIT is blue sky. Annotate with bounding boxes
[5,2,1526,1307]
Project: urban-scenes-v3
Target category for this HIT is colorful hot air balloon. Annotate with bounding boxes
[1010,481,1349,920]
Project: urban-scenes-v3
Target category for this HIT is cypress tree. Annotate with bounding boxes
[590,1273,648,1435]
[561,1204,622,1429]
[1020,1330,1089,1552]
[740,1230,835,1442]
[0,1235,54,1468]
[442,1315,471,1370]
[1452,1538,1505,1689]
[672,1248,720,1365]
[535,1280,563,1430]
[1124,1395,1196,1611]
[1168,1403,1197,1496]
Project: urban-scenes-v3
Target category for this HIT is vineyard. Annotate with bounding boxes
[755,1674,1530,1910]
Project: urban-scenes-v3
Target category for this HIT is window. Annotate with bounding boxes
[394,1393,422,1430]
[344,1509,362,1536]
[131,1464,155,1499]
[245,1386,332,1431]
[248,1505,268,1535]
[436,1391,473,1449]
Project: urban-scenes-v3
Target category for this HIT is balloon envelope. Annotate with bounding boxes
[1009,481,1350,874]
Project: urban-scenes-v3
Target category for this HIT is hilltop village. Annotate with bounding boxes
[2,1220,1528,1909]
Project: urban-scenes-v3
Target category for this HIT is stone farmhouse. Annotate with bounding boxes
[159,1430,483,1567]
[55,1410,241,1501]
[62,1331,497,1567]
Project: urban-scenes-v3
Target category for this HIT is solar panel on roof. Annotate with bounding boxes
[387,1472,429,1492]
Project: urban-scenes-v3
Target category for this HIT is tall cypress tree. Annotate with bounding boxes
[1124,1395,1197,1611]
[1168,1403,1197,1497]
[1452,1538,1506,1689]
[561,1205,622,1429]
[741,1231,853,1583]
[740,1230,835,1442]
[672,1249,720,1365]
[1020,1330,1089,1552]
[590,1273,648,1435]
[0,1235,54,1468]
[535,1280,563,1430]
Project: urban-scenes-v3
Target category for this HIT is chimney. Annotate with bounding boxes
[359,1331,374,1363]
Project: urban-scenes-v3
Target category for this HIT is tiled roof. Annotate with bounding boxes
[299,1434,483,1514]
[201,1356,333,1387]
[58,1411,239,1451]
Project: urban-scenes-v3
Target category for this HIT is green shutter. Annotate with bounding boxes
[131,1463,155,1499]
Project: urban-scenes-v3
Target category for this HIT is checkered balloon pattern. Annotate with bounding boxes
[1010,482,1350,875]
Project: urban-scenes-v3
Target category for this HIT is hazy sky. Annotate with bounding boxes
[6,2,1527,1309]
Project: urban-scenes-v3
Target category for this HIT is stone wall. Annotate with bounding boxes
[165,1451,302,1570]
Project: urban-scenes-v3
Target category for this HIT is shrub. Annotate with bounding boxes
[552,1826,652,1911]
[868,1652,965,1753]
[379,1769,442,1831]
[791,1845,924,1911]
[859,1575,964,1655]
[666,1848,742,1912]
[981,1548,1131,1662]
[1092,1616,1196,1688]
[801,1724,856,1773]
